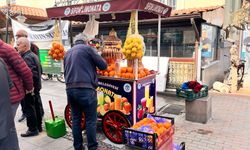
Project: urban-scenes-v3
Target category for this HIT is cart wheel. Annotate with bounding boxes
[102,110,131,144]
[64,104,86,130]
[57,72,65,83]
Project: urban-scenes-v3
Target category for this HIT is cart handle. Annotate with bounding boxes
[49,100,55,121]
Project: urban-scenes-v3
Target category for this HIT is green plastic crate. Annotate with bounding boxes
[176,85,208,101]
[45,117,66,139]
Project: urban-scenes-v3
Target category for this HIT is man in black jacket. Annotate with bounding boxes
[0,58,19,149]
[16,37,43,137]
[15,29,44,122]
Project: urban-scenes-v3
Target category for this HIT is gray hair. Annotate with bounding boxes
[73,33,89,44]
[17,37,30,49]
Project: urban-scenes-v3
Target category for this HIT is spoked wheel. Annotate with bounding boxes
[57,72,65,83]
[64,104,86,130]
[102,110,131,144]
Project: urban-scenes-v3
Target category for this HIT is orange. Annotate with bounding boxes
[52,53,58,59]
[164,122,171,129]
[109,71,115,77]
[59,44,64,51]
[129,73,135,79]
[48,51,53,56]
[99,71,103,76]
[125,73,130,78]
[120,67,127,73]
[104,72,109,76]
[58,53,63,58]
[50,47,54,51]
[54,49,60,54]
[138,74,142,79]
[107,66,112,72]
[116,72,121,77]
[127,67,133,73]
[121,73,126,78]
[53,43,60,49]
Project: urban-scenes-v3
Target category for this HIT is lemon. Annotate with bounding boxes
[126,50,131,55]
[137,44,143,51]
[131,52,136,58]
[133,42,138,48]
[127,38,132,44]
[132,47,137,52]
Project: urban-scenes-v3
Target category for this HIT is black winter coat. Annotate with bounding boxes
[21,50,41,92]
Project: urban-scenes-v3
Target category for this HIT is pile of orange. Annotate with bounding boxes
[97,63,115,77]
[97,65,152,79]
[117,67,134,79]
[131,118,172,137]
[117,67,151,79]
[48,42,65,60]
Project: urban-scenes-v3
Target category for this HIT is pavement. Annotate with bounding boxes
[15,78,250,150]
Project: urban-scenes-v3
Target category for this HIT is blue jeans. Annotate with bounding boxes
[66,88,98,150]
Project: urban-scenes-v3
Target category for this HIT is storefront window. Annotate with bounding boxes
[201,24,219,66]
[140,27,195,57]
[99,25,196,58]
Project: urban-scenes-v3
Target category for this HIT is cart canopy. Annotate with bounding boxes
[46,0,172,22]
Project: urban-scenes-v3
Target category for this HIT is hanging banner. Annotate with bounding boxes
[11,19,69,42]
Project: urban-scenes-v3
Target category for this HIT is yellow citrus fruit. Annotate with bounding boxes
[137,51,143,58]
[127,44,133,50]
[131,52,136,58]
[126,50,131,55]
[127,38,132,44]
[137,44,143,51]
[132,47,137,52]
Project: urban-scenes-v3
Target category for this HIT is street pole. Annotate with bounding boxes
[5,0,10,43]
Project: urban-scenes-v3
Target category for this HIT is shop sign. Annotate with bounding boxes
[144,2,170,16]
[64,2,111,16]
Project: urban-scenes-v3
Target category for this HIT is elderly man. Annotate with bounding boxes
[0,58,19,149]
[15,29,45,122]
[16,37,43,137]
[64,33,107,150]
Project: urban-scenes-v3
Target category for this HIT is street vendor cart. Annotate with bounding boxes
[46,0,172,145]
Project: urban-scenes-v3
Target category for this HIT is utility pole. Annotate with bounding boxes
[5,0,10,43]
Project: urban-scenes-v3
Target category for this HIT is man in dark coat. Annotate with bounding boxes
[15,29,44,122]
[64,33,107,150]
[0,58,19,149]
[17,37,43,136]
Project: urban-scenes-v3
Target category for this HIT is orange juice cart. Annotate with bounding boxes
[46,0,172,145]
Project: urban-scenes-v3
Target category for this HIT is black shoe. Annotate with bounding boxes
[21,130,39,137]
[18,114,26,122]
[38,126,43,132]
